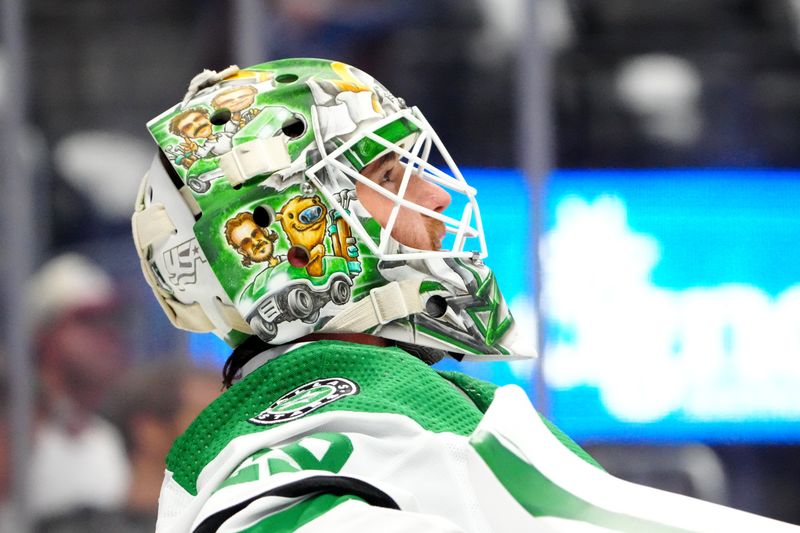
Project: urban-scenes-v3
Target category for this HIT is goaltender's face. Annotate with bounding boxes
[176,110,213,140]
[357,152,451,251]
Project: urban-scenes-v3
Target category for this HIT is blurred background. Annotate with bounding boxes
[2,0,800,530]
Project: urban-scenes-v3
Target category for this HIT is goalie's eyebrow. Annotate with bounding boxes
[371,152,398,173]
[360,151,400,183]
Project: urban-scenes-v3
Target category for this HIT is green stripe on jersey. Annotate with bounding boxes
[438,371,602,470]
[470,431,688,532]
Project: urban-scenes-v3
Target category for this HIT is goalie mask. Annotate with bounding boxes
[133,58,532,361]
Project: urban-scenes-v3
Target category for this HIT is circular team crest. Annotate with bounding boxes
[249,378,360,425]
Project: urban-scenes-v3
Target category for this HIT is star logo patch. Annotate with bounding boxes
[249,378,360,426]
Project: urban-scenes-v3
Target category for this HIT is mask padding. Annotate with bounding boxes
[159,150,186,191]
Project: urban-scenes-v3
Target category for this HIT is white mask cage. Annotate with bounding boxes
[305,107,488,262]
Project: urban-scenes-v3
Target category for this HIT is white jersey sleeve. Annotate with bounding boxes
[203,489,465,532]
[296,499,466,533]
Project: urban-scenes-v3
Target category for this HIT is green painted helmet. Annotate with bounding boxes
[133,58,532,361]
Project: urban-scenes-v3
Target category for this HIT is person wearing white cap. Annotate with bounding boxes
[27,253,131,521]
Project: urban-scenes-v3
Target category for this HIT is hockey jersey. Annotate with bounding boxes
[156,341,800,532]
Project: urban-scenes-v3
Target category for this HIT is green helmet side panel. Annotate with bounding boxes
[147,58,389,309]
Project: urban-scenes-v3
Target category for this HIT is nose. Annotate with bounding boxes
[410,174,451,213]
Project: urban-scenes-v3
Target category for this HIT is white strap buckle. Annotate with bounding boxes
[370,282,408,325]
[218,137,292,187]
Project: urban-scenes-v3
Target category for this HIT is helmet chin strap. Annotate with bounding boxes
[393,340,450,365]
[320,279,423,333]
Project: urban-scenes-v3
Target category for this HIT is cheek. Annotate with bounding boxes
[356,181,391,225]
[394,208,426,238]
[356,179,434,248]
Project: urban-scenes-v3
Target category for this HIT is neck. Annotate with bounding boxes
[297,332,390,347]
[223,332,391,388]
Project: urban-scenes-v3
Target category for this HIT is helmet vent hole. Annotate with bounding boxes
[425,295,448,318]
[253,205,275,227]
[281,117,305,138]
[210,108,231,125]
[276,73,298,84]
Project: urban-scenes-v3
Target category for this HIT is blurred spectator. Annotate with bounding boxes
[555,0,800,168]
[37,360,221,533]
[27,253,131,520]
[0,368,21,532]
[52,130,152,224]
[109,361,220,520]
[615,54,703,149]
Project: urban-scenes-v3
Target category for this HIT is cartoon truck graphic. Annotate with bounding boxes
[241,255,353,341]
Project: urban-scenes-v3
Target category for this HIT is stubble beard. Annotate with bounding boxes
[426,217,446,251]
